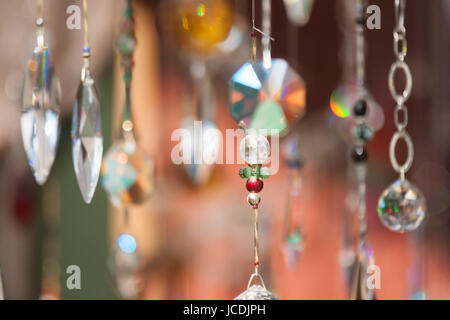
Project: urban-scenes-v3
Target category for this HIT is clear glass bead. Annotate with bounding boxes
[72,68,103,203]
[377,179,426,233]
[234,285,278,300]
[239,134,270,165]
[21,46,61,185]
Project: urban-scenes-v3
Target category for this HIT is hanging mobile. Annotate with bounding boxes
[72,0,103,204]
[230,0,306,300]
[21,0,61,185]
[229,0,306,137]
[377,0,425,232]
[348,0,376,300]
[101,0,155,209]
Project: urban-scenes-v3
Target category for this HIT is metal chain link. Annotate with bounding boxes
[388,0,414,180]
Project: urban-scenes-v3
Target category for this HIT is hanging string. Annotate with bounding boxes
[119,0,135,133]
[82,0,89,51]
[36,0,43,26]
[253,208,260,275]
[251,0,257,61]
[261,0,271,69]
[36,0,44,47]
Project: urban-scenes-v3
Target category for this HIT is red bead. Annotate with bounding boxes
[252,205,258,209]
[254,261,259,266]
[246,177,263,193]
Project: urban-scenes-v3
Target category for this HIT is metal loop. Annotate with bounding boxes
[389,131,414,174]
[247,272,266,289]
[393,30,407,61]
[388,61,412,104]
[394,104,408,131]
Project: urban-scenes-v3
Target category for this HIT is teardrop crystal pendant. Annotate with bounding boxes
[101,137,155,208]
[283,0,314,26]
[72,67,103,203]
[350,247,376,300]
[21,44,61,185]
[377,179,426,233]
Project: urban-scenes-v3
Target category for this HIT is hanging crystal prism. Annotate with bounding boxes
[101,135,154,208]
[72,56,103,203]
[281,136,305,268]
[229,58,306,136]
[350,246,375,300]
[21,26,61,185]
[377,179,425,233]
[108,234,143,299]
[101,0,155,208]
[181,62,219,186]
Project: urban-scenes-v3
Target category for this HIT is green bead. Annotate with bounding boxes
[353,124,374,142]
[239,167,252,179]
[125,6,133,17]
[251,166,260,177]
[124,71,132,83]
[259,167,270,179]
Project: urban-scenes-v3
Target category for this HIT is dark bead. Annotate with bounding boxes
[351,146,368,162]
[356,17,365,26]
[353,99,367,116]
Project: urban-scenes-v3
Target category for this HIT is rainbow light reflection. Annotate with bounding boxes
[330,89,350,118]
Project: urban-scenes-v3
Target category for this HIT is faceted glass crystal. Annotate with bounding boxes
[239,134,270,165]
[235,285,278,300]
[72,68,103,203]
[377,179,426,233]
[229,59,306,136]
[21,45,61,185]
[101,139,154,207]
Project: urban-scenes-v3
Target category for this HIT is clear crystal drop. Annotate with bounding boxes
[235,285,278,300]
[377,179,426,233]
[239,134,270,165]
[71,68,103,203]
[283,0,315,26]
[101,139,155,207]
[21,45,61,185]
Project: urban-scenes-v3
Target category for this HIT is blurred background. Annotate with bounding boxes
[0,0,448,299]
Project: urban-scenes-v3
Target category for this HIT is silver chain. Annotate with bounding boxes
[388,0,414,181]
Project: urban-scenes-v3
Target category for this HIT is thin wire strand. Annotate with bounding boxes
[251,0,256,61]
[253,208,260,274]
[37,0,43,23]
[83,0,89,48]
